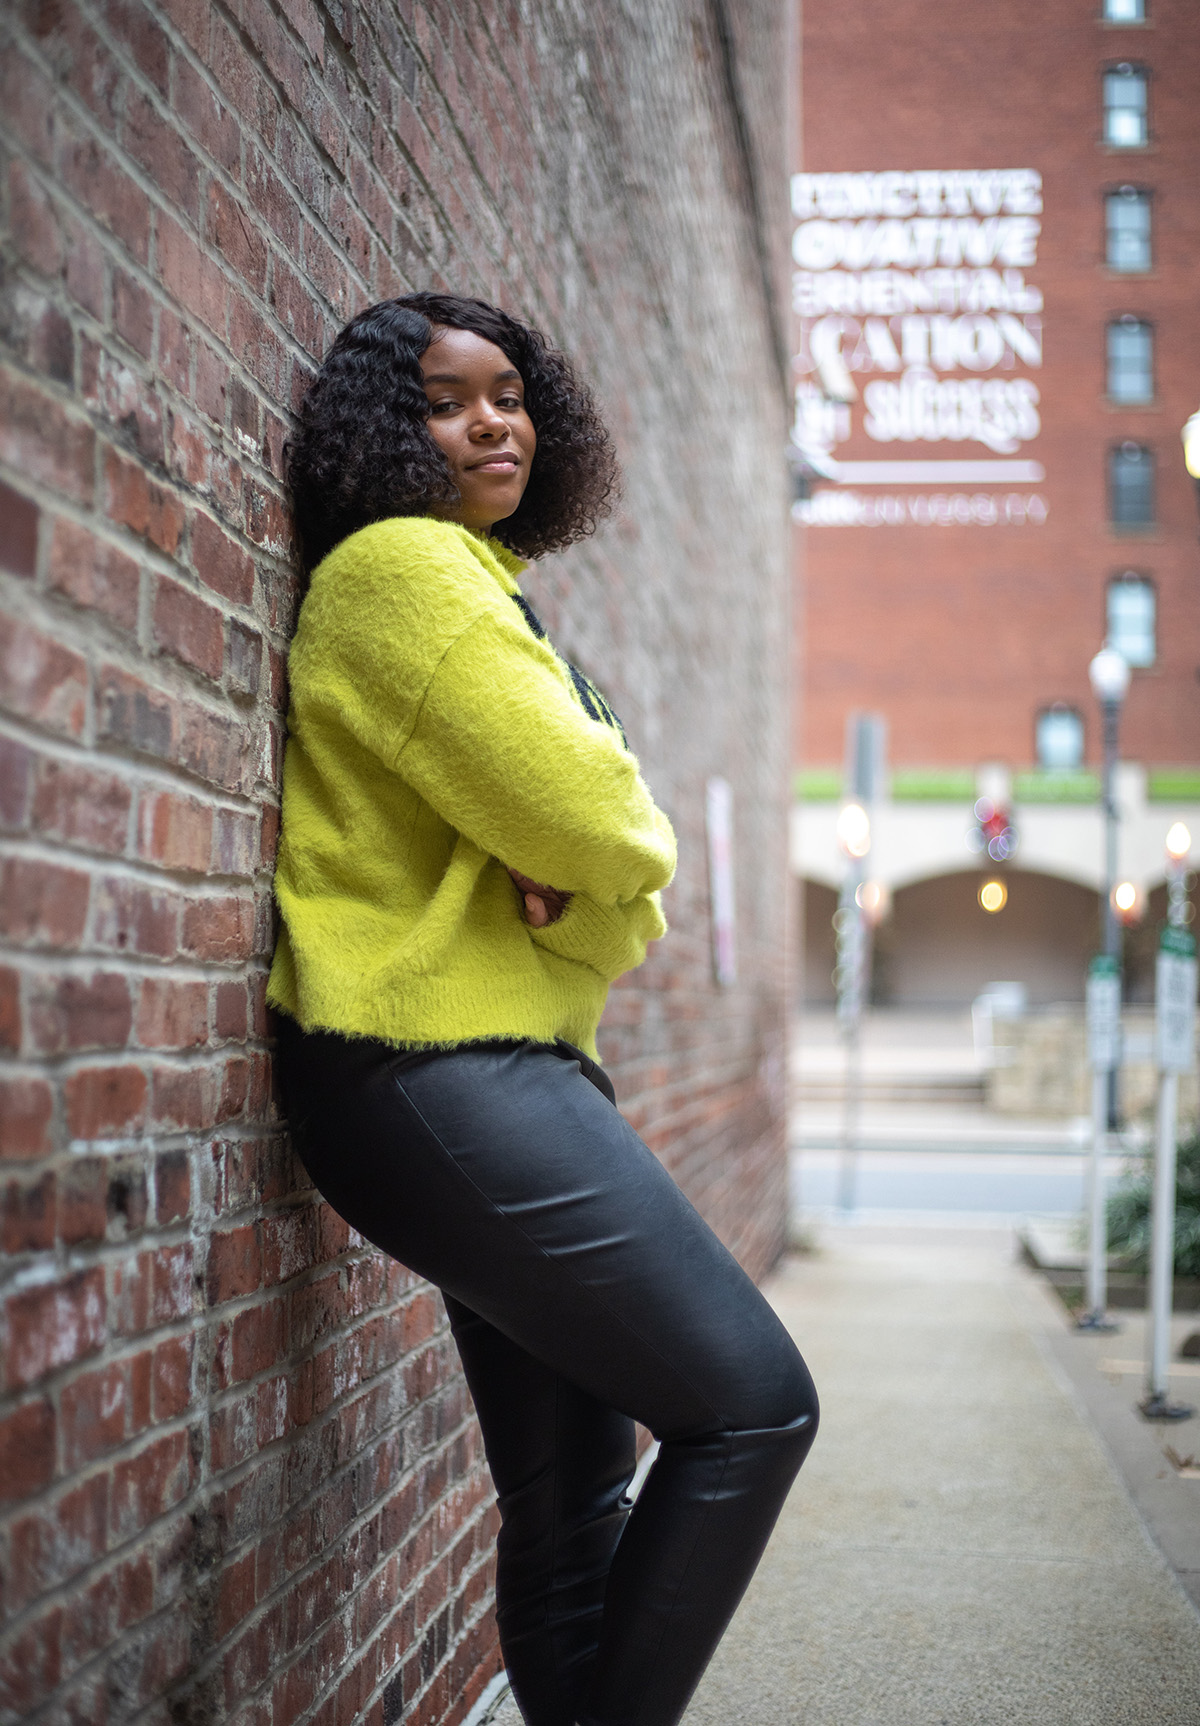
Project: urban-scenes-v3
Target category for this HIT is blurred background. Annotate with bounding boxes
[788,0,1200,1226]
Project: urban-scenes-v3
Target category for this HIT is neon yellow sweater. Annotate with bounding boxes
[267,517,676,1058]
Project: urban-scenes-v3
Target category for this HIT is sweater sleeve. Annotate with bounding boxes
[526,888,667,983]
[394,606,676,906]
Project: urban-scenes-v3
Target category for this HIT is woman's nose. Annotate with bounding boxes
[471,401,507,437]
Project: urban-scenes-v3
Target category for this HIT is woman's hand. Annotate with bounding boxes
[507,868,572,928]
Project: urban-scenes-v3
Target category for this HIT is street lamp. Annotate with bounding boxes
[1078,646,1131,1333]
[1088,646,1131,984]
[1182,404,1200,523]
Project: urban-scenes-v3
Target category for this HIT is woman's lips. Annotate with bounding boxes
[468,454,518,472]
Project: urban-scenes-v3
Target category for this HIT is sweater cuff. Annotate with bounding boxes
[529,891,666,983]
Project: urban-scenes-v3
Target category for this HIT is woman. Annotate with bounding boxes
[269,293,818,1726]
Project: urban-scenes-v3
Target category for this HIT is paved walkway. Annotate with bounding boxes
[484,1226,1200,1726]
[685,1228,1200,1726]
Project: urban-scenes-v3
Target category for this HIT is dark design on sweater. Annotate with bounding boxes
[511,594,628,749]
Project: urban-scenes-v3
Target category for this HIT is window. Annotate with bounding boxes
[1103,0,1145,18]
[1107,316,1153,401]
[1105,187,1151,270]
[1107,574,1156,665]
[1103,64,1148,146]
[1036,706,1085,770]
[1109,442,1154,525]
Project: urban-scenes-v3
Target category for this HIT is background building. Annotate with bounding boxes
[0,5,794,1722]
[792,0,1200,1009]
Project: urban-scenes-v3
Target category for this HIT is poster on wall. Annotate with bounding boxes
[790,169,1048,529]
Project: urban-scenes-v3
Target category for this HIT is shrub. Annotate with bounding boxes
[1106,1130,1200,1276]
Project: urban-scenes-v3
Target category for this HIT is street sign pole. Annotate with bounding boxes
[1079,954,1121,1332]
[1140,912,1197,1421]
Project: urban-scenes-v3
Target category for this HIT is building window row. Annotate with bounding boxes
[1107,314,1153,401]
[1103,63,1148,147]
[1105,186,1151,270]
[1109,441,1153,524]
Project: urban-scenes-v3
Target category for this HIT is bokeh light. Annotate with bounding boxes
[1166,822,1192,861]
[836,801,871,858]
[979,879,1007,913]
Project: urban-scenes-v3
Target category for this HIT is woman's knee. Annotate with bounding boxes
[733,1333,819,1436]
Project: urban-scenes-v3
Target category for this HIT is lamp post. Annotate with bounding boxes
[1077,647,1130,1333]
[1089,646,1131,1120]
[834,798,871,1213]
[1140,822,1197,1421]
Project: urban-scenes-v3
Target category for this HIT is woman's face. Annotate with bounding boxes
[420,327,537,535]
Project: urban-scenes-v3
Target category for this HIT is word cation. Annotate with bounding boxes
[794,491,1049,528]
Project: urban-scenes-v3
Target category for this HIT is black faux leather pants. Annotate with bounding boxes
[275,1022,819,1726]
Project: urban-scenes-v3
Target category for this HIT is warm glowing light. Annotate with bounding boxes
[1088,646,1131,705]
[836,801,871,859]
[1166,822,1192,861]
[979,879,1007,913]
[1113,880,1138,913]
[1183,408,1200,480]
[854,880,888,922]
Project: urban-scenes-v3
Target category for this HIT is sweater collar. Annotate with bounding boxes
[468,530,527,595]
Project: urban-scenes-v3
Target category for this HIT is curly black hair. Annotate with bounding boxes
[285,293,619,576]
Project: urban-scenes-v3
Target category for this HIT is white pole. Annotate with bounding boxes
[1085,1067,1109,1319]
[1147,1071,1179,1404]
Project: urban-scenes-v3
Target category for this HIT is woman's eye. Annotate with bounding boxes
[428,399,458,414]
[497,395,523,410]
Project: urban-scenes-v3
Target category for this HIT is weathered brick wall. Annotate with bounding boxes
[0,3,793,1722]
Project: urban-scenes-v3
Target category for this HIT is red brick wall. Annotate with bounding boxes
[0,3,793,1723]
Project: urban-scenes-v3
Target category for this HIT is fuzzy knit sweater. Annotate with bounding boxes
[267,516,677,1059]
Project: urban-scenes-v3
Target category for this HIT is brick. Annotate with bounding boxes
[96,663,177,759]
[153,1241,193,1321]
[153,575,225,680]
[206,180,268,294]
[104,446,184,553]
[56,124,152,266]
[0,964,20,1051]
[33,758,132,855]
[226,620,263,698]
[124,88,200,219]
[0,1398,55,1502]
[0,613,88,740]
[212,807,258,876]
[181,893,254,961]
[60,1359,129,1468]
[214,978,248,1042]
[7,157,66,277]
[151,1062,214,1130]
[83,345,165,465]
[0,477,40,576]
[152,1334,192,1419]
[58,1157,109,1244]
[0,1074,54,1159]
[90,873,178,958]
[207,1224,262,1305]
[179,702,255,793]
[156,208,228,339]
[0,1606,63,1715]
[112,266,155,359]
[48,519,141,633]
[110,1428,192,1541]
[2,1266,106,1390]
[0,362,95,508]
[64,1063,147,1139]
[173,50,240,171]
[28,970,133,1054]
[191,511,256,606]
[107,1155,149,1234]
[1,1169,56,1251]
[137,787,214,872]
[0,859,88,959]
[0,734,34,830]
[137,976,208,1049]
[154,1147,192,1223]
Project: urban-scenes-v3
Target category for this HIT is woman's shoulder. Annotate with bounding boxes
[313,517,526,595]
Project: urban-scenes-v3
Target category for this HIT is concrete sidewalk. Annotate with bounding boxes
[685,1228,1200,1726]
[483,1227,1200,1726]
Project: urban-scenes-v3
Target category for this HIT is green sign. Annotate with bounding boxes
[1160,925,1197,959]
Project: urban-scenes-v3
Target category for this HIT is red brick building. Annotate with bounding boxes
[792,0,1200,1007]
[0,4,794,1722]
